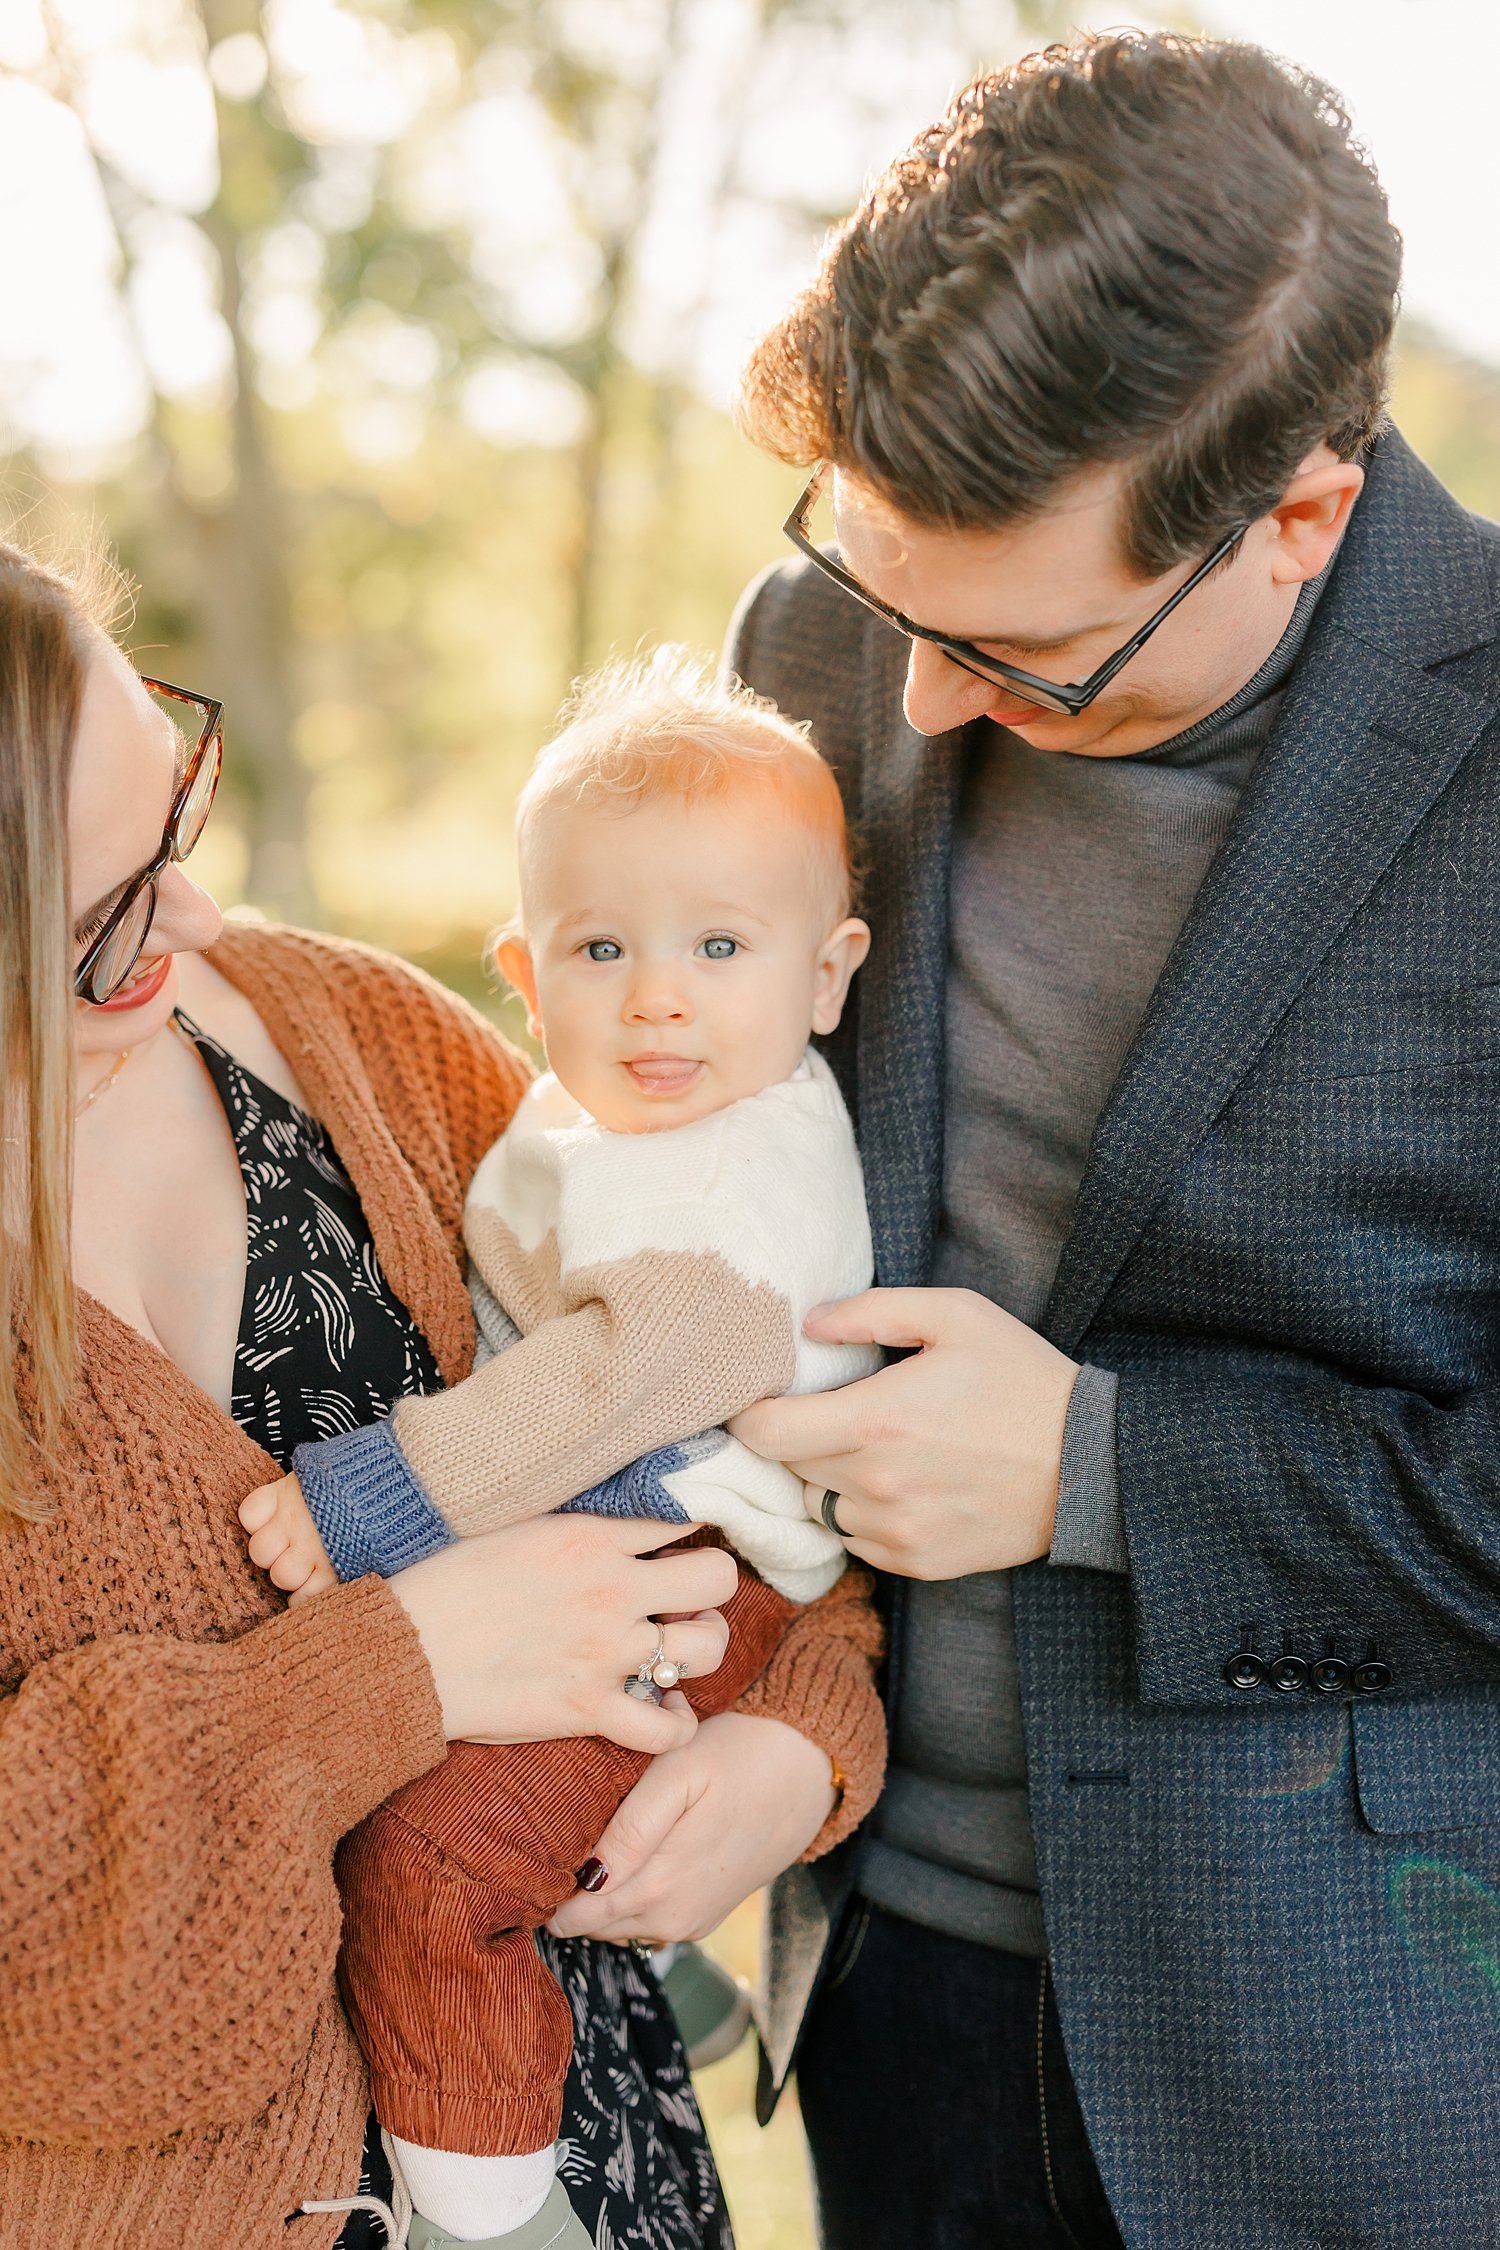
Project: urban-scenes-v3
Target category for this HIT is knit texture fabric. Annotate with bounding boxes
[0,923,885,2248]
[296,1049,878,1599]
[303,1050,879,1602]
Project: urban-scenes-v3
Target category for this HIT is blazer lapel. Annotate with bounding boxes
[1044,434,1500,1352]
[851,623,967,1288]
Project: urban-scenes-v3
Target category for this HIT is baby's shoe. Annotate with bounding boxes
[658,1939,753,2069]
[406,2177,593,2250]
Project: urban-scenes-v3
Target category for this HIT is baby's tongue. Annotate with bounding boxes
[630,1057,699,1087]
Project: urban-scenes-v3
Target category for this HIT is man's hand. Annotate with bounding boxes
[239,1471,339,1605]
[730,1288,1080,1581]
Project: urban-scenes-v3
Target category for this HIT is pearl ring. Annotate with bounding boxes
[623,1628,686,1701]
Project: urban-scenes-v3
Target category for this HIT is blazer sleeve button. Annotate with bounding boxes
[1311,1637,1352,1694]
[1353,1650,1394,1695]
[1223,1629,1264,1690]
[1267,1633,1310,1692]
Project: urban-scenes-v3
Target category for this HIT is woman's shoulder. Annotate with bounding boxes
[209,919,533,1177]
[212,915,466,1011]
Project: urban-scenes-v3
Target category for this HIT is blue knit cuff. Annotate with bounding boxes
[561,1439,695,1525]
[1049,1363,1129,1575]
[292,1419,456,1582]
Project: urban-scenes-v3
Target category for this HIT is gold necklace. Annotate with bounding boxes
[75,1048,132,1119]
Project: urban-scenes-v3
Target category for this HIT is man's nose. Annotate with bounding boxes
[625,965,693,1025]
[902,639,999,738]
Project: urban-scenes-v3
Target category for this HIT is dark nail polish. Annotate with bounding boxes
[575,1857,609,1892]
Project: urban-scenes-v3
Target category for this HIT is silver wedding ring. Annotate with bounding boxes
[820,1487,847,1537]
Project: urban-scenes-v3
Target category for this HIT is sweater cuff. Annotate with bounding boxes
[737,1647,887,1858]
[293,1420,456,1583]
[1048,1363,1129,1575]
[227,1575,447,1844]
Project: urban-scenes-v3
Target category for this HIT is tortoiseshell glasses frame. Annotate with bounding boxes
[73,679,224,1005]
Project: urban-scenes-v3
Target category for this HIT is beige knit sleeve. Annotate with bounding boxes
[0,1577,445,2146]
[389,1243,799,1539]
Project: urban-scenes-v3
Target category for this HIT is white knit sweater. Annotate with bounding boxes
[366,1047,879,1601]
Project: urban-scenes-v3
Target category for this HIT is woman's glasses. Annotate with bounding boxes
[782,461,1245,716]
[73,679,224,1006]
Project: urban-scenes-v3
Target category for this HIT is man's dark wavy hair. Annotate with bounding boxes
[739,33,1402,579]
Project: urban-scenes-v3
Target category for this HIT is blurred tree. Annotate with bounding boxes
[3,0,1066,917]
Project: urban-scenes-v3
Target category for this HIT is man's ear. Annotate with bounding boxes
[1267,447,1365,586]
[495,934,544,1042]
[811,917,873,1036]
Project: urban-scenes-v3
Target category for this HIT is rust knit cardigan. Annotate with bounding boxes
[0,924,886,2249]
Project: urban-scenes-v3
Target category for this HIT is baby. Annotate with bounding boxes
[240,648,884,2250]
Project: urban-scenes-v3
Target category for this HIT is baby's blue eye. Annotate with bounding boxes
[701,936,738,960]
[585,939,622,962]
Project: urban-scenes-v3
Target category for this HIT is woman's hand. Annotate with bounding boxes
[548,1711,835,1943]
[730,1287,1080,1580]
[390,1516,737,1757]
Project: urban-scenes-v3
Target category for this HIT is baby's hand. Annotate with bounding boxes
[239,1473,338,1606]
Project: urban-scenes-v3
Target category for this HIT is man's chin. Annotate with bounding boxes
[998,705,1161,759]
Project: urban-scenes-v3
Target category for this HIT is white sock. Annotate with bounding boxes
[387,2137,557,2241]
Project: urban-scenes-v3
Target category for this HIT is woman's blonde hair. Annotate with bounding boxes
[516,645,853,921]
[1,533,132,1522]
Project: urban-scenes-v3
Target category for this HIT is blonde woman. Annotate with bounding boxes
[0,538,860,2247]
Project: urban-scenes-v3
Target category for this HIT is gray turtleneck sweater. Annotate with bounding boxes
[855,571,1329,1956]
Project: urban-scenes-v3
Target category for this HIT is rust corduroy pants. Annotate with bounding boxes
[335,1563,794,2156]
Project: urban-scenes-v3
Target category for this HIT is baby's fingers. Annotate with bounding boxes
[287,1558,339,1607]
[238,1485,279,1533]
[246,1519,291,1572]
[268,1545,317,1593]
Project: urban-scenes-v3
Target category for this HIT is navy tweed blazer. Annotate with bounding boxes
[729,427,1500,2250]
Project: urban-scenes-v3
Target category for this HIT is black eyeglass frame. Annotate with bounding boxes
[73,677,224,1005]
[782,462,1246,716]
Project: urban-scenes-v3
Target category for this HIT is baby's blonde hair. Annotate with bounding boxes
[516,645,853,922]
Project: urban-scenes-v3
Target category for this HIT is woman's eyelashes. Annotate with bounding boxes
[72,895,121,953]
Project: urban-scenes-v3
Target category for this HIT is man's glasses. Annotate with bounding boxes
[782,462,1245,717]
[73,679,224,1005]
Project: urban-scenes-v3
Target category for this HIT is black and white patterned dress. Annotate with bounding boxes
[176,1014,734,2250]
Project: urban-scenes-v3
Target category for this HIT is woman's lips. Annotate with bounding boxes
[90,953,172,1012]
[624,1055,703,1094]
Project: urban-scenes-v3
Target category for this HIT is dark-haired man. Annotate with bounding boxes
[727,31,1500,2250]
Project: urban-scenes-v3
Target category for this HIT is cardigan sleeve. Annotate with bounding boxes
[735,1562,888,1857]
[0,1578,446,2147]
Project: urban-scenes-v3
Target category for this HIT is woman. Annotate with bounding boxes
[0,536,880,2247]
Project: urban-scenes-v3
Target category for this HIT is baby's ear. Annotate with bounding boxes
[494,932,544,1042]
[811,916,873,1036]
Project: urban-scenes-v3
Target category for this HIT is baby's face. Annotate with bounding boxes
[505,791,868,1133]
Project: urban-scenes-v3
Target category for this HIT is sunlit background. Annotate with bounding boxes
[6,1,1496,2239]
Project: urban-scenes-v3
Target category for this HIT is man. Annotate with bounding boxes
[727,30,1500,2250]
